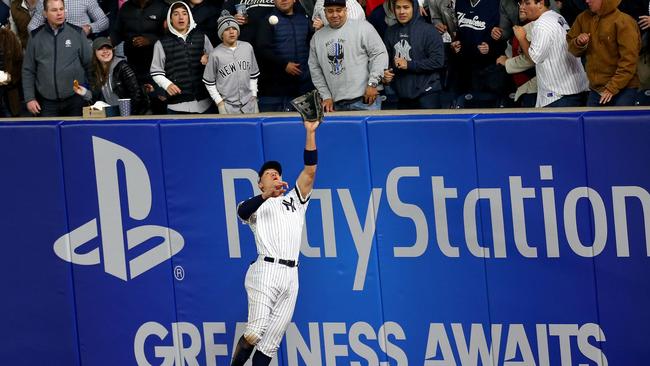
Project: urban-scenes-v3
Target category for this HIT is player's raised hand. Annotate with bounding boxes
[304,119,320,132]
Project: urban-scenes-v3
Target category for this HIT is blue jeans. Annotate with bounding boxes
[398,89,441,109]
[546,92,587,107]
[587,88,637,107]
[334,96,382,111]
[258,96,295,112]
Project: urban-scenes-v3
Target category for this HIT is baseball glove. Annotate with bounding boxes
[290,90,324,123]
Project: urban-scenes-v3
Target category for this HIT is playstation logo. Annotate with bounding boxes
[53,136,184,281]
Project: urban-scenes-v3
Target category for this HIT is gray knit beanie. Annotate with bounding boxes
[217,10,240,40]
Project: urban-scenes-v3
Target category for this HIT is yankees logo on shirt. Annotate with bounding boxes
[245,185,310,262]
[394,39,413,61]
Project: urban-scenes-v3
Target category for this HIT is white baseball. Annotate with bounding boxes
[268,15,279,25]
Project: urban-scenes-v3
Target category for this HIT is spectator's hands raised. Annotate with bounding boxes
[639,16,650,30]
[313,16,324,30]
[513,25,526,42]
[234,13,248,25]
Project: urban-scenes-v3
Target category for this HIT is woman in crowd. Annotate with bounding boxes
[74,37,148,115]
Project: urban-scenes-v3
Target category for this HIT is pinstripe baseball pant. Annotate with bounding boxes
[243,257,299,357]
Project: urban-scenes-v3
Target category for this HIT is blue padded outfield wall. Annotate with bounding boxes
[1,109,649,365]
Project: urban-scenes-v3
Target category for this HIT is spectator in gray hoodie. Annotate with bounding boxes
[308,0,388,111]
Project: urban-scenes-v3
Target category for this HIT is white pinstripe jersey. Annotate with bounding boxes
[529,10,588,107]
[244,185,311,261]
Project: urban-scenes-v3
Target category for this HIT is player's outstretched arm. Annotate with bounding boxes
[297,120,319,199]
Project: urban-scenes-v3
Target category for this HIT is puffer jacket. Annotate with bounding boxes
[567,0,640,94]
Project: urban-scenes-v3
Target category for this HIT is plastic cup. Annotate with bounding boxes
[235,3,247,16]
[118,98,131,117]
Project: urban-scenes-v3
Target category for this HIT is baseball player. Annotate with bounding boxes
[202,11,260,114]
[232,117,320,366]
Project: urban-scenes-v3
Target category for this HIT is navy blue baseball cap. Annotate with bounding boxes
[258,161,282,177]
[324,0,346,6]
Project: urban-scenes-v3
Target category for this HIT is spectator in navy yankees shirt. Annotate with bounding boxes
[450,0,508,106]
[383,0,445,109]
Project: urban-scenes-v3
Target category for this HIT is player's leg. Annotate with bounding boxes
[251,350,273,366]
[230,335,255,366]
[232,262,280,365]
[254,269,299,360]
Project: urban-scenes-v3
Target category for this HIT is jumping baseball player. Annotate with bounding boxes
[202,11,260,114]
[232,117,320,366]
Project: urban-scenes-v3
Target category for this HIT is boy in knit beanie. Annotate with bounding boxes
[202,10,260,114]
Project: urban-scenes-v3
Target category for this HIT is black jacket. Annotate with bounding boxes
[113,60,148,114]
[222,0,274,44]
[256,5,313,96]
[110,0,168,81]
[190,1,221,46]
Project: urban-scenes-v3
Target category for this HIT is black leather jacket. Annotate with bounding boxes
[112,60,148,114]
[93,60,148,115]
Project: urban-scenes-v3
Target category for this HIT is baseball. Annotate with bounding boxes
[268,15,279,25]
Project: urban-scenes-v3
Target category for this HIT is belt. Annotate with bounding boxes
[263,256,298,268]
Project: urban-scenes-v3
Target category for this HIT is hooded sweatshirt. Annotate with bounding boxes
[150,1,213,111]
[567,0,640,94]
[384,0,445,99]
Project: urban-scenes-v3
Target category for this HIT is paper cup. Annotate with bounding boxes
[118,98,131,117]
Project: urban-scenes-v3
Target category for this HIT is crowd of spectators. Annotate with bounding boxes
[0,0,649,117]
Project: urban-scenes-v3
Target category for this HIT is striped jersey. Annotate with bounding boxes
[243,185,311,261]
[529,10,588,107]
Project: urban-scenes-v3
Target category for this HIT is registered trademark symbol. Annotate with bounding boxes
[174,265,185,281]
